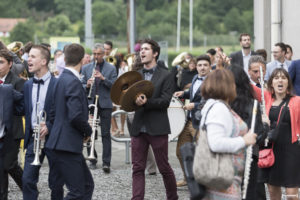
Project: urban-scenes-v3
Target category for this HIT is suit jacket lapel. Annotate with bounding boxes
[4,71,13,84]
[150,67,160,84]
[44,76,55,112]
[190,75,198,100]
[0,87,3,120]
[28,79,33,115]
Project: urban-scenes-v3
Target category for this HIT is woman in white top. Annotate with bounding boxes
[199,69,257,200]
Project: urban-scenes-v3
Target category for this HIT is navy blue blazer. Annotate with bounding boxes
[81,61,117,108]
[182,75,203,128]
[288,59,300,96]
[23,76,56,149]
[0,84,24,152]
[46,69,92,154]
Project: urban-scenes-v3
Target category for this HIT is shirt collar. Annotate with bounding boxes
[0,73,8,83]
[65,67,80,79]
[242,49,251,57]
[34,71,51,82]
[275,60,287,66]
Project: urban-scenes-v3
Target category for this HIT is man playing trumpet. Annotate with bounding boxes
[22,45,63,200]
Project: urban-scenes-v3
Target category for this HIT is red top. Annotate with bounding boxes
[253,85,300,143]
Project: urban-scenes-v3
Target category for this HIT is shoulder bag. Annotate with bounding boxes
[193,101,234,191]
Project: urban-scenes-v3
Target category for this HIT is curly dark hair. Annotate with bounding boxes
[228,65,255,121]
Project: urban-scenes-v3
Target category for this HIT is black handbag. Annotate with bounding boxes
[180,101,216,200]
[267,97,290,142]
[180,135,206,200]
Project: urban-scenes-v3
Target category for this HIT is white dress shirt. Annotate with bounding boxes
[31,71,51,128]
[242,49,251,75]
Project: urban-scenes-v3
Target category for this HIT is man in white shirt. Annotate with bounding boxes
[230,33,256,75]
[265,42,292,81]
[173,55,212,187]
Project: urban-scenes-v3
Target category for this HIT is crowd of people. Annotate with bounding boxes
[0,32,299,200]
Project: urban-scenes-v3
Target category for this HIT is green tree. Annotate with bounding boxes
[224,8,244,33]
[45,15,73,36]
[92,1,126,38]
[54,0,84,23]
[0,0,30,17]
[10,21,34,43]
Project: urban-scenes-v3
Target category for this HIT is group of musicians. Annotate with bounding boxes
[0,33,297,200]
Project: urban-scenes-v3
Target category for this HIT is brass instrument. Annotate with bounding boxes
[110,71,154,112]
[7,41,29,80]
[124,53,135,71]
[31,104,47,166]
[171,52,189,68]
[88,61,97,99]
[105,56,117,66]
[86,95,100,160]
[7,41,23,53]
[105,48,118,66]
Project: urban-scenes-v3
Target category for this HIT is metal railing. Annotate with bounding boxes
[111,109,132,164]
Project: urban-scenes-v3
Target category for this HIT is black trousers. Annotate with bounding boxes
[244,156,266,200]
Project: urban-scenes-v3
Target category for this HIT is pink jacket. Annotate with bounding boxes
[253,86,300,143]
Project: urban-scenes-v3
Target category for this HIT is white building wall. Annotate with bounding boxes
[254,0,300,60]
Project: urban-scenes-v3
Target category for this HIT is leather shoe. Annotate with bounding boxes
[102,165,110,174]
[176,180,187,187]
[89,163,97,170]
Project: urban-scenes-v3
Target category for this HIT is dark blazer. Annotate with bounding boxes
[4,71,25,139]
[130,66,172,137]
[182,74,203,128]
[0,85,24,152]
[288,59,300,96]
[81,60,117,108]
[230,50,257,69]
[23,76,56,149]
[46,69,92,154]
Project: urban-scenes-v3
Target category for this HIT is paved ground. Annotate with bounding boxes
[8,118,191,200]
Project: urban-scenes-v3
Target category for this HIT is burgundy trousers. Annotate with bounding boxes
[131,133,178,200]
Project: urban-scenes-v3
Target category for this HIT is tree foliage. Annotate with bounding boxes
[45,15,73,36]
[10,21,34,43]
[1,0,253,46]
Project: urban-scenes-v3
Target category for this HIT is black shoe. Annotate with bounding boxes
[102,165,110,174]
[89,163,97,170]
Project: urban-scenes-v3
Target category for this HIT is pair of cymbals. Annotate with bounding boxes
[110,71,154,112]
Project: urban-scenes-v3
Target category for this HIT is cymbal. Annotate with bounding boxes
[120,80,154,112]
[110,71,143,105]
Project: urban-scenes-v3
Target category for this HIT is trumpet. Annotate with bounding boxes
[31,106,47,166]
[86,95,100,160]
[88,61,97,99]
[105,56,117,66]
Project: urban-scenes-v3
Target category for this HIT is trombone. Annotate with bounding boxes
[31,105,47,166]
[86,95,100,160]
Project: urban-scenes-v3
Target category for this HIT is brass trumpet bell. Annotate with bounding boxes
[172,52,189,68]
[105,56,117,66]
[7,41,23,53]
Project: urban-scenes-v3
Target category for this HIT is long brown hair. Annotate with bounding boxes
[267,68,293,98]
